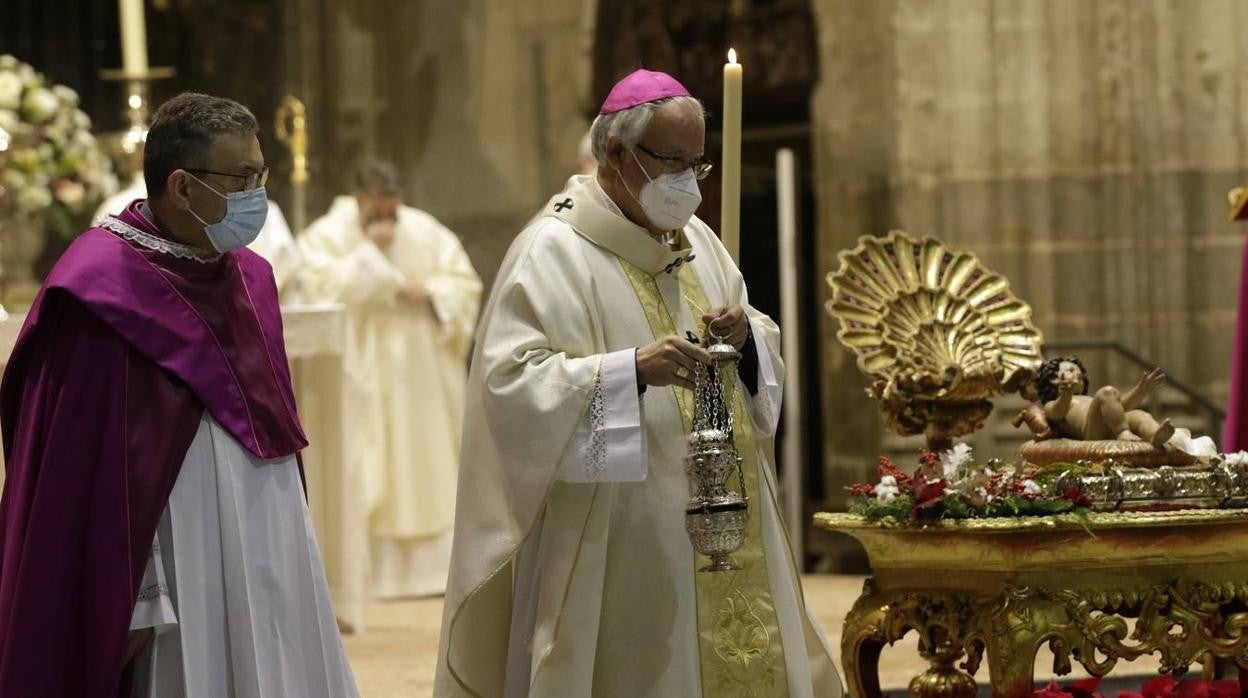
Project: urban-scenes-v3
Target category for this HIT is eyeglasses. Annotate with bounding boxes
[185,166,270,191]
[635,144,713,180]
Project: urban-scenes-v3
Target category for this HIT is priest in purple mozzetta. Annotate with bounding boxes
[0,93,358,697]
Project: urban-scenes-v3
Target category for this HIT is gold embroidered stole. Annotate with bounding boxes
[617,259,789,697]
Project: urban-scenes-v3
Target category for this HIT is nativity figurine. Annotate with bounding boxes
[1012,356,1210,467]
[1029,356,1173,447]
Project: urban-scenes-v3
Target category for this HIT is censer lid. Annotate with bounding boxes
[707,342,740,361]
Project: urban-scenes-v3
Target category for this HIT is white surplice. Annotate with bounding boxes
[95,176,304,294]
[128,415,358,698]
[436,175,840,698]
[296,197,481,605]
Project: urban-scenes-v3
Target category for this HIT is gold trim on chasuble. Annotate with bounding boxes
[617,258,789,698]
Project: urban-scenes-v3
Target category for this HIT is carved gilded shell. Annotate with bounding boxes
[826,231,1044,407]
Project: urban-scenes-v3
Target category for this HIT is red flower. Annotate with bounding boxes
[1034,677,1103,698]
[918,449,941,477]
[847,483,876,497]
[1061,487,1091,507]
[876,455,912,487]
[907,472,947,521]
[1115,675,1240,698]
[1036,679,1071,698]
[1173,679,1237,698]
[1070,677,1104,698]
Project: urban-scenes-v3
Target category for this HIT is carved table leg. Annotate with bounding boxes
[984,645,1039,698]
[909,632,977,698]
[981,591,1048,698]
[841,582,983,698]
[842,594,888,698]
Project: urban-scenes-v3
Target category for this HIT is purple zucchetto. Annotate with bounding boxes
[599,68,692,115]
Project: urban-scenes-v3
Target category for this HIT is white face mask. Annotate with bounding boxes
[622,149,702,231]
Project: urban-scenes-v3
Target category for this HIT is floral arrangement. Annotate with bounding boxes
[1036,675,1240,698]
[0,54,117,239]
[847,443,1090,522]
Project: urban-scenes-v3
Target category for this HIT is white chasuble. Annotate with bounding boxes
[435,175,840,698]
[129,415,358,698]
[296,197,482,603]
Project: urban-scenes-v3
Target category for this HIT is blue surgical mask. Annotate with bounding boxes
[185,172,269,252]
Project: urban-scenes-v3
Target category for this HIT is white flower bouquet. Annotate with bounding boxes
[0,54,118,240]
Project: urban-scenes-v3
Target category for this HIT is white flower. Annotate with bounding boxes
[2,169,26,189]
[72,110,90,129]
[876,475,900,502]
[1223,451,1248,467]
[21,87,58,123]
[1022,479,1043,496]
[51,85,78,107]
[0,108,17,131]
[975,486,995,503]
[15,64,35,85]
[15,184,52,212]
[53,179,85,210]
[43,123,67,148]
[0,55,17,70]
[73,130,96,150]
[939,443,974,480]
[98,171,119,196]
[0,72,21,111]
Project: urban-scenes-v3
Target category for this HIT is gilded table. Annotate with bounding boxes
[815,510,1248,698]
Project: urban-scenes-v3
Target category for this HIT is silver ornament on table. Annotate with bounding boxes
[684,327,749,573]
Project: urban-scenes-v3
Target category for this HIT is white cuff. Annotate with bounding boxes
[427,285,448,326]
[345,243,406,305]
[746,316,783,438]
[129,537,178,633]
[558,349,648,482]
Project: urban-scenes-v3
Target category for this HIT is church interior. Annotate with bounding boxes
[5,0,1248,695]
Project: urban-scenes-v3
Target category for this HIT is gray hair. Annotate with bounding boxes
[589,95,704,164]
[144,92,258,196]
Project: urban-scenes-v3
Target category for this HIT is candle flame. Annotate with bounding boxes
[728,48,738,64]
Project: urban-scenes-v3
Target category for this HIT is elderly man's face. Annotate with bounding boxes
[608,100,705,207]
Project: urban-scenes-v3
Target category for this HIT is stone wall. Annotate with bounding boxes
[810,0,1248,515]
[282,0,596,293]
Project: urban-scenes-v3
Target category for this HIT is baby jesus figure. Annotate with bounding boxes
[1019,356,1174,448]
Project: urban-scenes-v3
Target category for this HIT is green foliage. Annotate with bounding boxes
[848,490,1085,523]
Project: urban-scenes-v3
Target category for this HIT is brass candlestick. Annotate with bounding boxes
[275,95,310,234]
[97,68,175,182]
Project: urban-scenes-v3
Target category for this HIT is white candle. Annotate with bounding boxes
[720,48,742,263]
[776,148,803,562]
[119,0,149,76]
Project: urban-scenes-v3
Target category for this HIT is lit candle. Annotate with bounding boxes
[119,0,149,76]
[720,48,742,263]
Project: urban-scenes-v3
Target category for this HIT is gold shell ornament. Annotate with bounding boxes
[826,231,1044,448]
